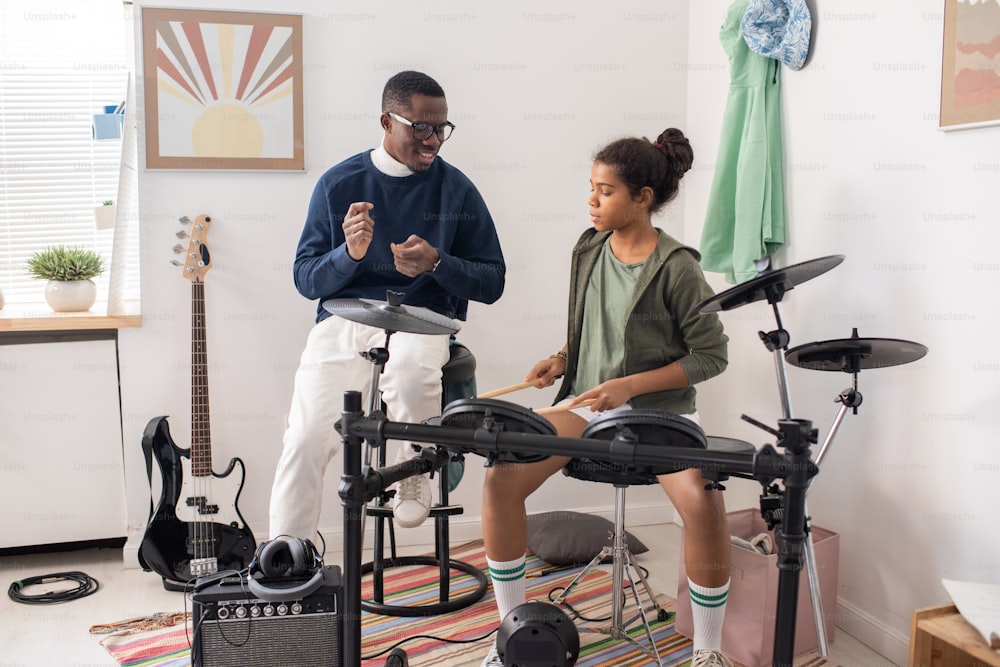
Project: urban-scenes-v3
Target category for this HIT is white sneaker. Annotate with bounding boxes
[480,640,503,667]
[390,473,432,528]
[691,649,734,667]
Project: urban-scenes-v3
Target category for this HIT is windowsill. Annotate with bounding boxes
[0,302,141,332]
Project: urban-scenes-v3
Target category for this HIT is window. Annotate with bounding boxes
[0,1,138,310]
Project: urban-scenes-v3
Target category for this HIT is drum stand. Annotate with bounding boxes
[551,482,667,666]
[756,295,832,657]
[742,417,821,667]
[338,392,821,667]
[358,329,392,595]
[698,256,927,664]
[804,381,863,651]
[768,324,920,658]
[338,393,453,667]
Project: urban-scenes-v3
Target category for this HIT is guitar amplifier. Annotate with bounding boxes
[191,566,343,667]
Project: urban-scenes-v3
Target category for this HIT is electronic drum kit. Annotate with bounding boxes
[325,254,928,667]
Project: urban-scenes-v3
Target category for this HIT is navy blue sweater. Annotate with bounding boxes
[294,151,506,322]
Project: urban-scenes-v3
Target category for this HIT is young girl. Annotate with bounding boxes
[480,129,733,667]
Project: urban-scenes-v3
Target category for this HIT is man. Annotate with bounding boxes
[269,71,505,543]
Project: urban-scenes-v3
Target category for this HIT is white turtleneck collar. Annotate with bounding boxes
[370,140,414,177]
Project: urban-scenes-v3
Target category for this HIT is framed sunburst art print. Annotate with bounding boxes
[141,8,304,170]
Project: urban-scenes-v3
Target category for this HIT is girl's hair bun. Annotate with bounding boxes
[654,128,693,175]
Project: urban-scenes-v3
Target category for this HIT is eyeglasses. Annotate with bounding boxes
[386,111,455,142]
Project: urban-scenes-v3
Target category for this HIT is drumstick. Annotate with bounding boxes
[477,380,537,399]
[534,399,596,415]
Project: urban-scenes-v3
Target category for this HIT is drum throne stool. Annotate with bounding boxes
[361,339,489,616]
[551,410,755,666]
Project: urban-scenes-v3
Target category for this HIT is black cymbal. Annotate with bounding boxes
[697,255,845,313]
[785,337,928,372]
[322,298,460,335]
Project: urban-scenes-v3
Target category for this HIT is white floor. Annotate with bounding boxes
[0,524,899,666]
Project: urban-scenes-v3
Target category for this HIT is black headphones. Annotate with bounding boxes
[247,536,325,602]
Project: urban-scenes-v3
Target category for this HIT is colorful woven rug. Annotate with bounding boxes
[357,540,690,667]
[93,541,831,666]
[96,622,191,667]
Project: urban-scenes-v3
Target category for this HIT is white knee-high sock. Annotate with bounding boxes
[487,555,526,621]
[689,578,730,652]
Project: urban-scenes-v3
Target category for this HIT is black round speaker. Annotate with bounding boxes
[497,601,580,667]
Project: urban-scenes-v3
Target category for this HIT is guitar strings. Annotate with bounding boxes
[192,278,210,573]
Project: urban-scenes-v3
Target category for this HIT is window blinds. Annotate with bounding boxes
[0,1,137,306]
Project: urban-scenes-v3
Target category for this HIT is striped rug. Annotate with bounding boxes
[95,541,688,666]
[96,622,192,667]
[358,540,690,666]
[95,541,832,666]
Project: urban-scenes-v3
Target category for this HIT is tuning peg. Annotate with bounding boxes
[179,216,191,225]
[172,243,185,254]
[176,229,188,239]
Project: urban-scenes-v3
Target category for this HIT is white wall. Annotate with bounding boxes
[686,1,1000,663]
[117,1,1000,664]
[122,0,691,558]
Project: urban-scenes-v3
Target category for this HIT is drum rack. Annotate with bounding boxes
[336,390,820,667]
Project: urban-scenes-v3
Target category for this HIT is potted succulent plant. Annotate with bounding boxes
[94,199,117,230]
[26,245,106,312]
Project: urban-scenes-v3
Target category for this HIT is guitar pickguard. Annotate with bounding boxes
[138,416,256,587]
[175,456,246,527]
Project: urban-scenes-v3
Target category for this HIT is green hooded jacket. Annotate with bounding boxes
[554,228,729,415]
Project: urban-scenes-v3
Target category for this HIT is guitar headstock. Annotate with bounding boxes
[173,215,213,282]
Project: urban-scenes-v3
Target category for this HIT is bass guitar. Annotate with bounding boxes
[138,214,256,591]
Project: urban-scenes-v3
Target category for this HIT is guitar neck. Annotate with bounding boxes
[191,279,212,477]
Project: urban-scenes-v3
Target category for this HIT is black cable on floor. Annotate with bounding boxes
[547,585,613,623]
[8,570,99,604]
[361,627,499,661]
[545,561,655,623]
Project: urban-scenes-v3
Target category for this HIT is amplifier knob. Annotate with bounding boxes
[217,607,230,619]
[250,605,262,617]
[290,603,303,615]
[263,605,275,616]
[234,606,247,618]
[276,604,289,615]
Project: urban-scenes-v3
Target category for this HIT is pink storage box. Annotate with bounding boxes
[675,508,839,667]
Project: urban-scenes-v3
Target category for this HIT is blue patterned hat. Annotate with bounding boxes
[741,0,812,70]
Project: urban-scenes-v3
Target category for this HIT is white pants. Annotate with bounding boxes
[268,315,451,541]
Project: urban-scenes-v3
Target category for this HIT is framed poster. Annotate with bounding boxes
[940,0,1000,131]
[141,8,304,169]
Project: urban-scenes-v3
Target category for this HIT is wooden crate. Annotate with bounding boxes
[909,603,1000,667]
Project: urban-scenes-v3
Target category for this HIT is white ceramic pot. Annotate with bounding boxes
[44,280,97,312]
[94,204,117,230]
